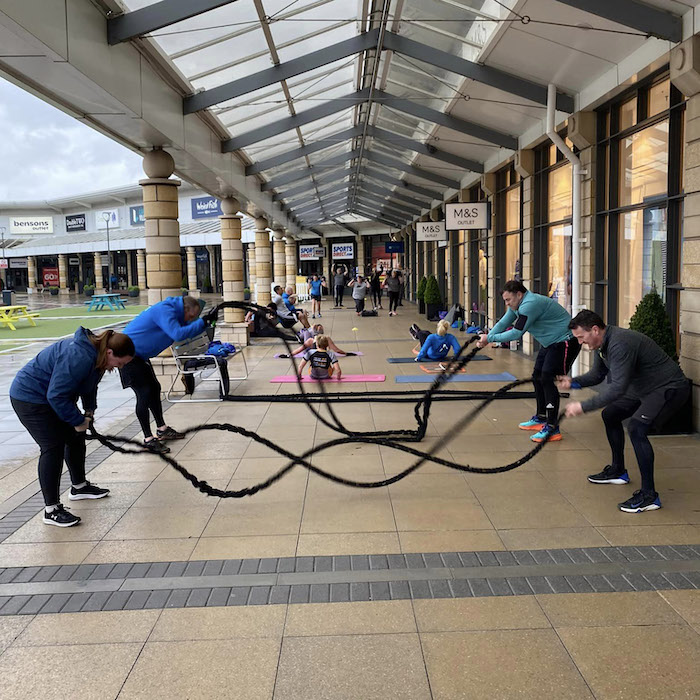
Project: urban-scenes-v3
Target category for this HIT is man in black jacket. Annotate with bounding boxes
[558,310,689,513]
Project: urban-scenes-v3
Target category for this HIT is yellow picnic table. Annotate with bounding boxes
[0,305,40,331]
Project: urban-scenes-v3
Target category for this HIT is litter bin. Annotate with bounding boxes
[2,290,15,306]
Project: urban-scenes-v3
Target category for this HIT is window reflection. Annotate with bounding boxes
[477,245,487,313]
[619,120,668,207]
[648,80,670,117]
[619,97,637,131]
[548,164,572,222]
[505,187,520,232]
[618,208,667,328]
[505,234,520,281]
[548,225,572,313]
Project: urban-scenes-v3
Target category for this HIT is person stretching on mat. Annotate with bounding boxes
[10,329,134,527]
[558,310,689,513]
[476,280,579,443]
[308,273,327,318]
[281,324,352,357]
[121,295,216,454]
[411,320,461,363]
[296,335,342,381]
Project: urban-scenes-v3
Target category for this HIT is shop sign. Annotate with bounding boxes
[101,254,110,266]
[9,216,54,234]
[445,202,489,230]
[438,240,448,248]
[42,267,59,286]
[129,205,145,226]
[416,221,446,241]
[299,245,322,260]
[331,242,354,260]
[385,241,404,253]
[69,257,80,265]
[0,259,7,269]
[65,214,86,232]
[196,250,209,263]
[95,209,119,229]
[9,257,28,269]
[191,196,222,219]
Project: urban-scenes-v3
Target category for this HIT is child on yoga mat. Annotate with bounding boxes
[281,325,353,357]
[412,320,461,362]
[296,335,342,380]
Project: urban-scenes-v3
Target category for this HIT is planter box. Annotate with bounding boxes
[84,288,95,297]
[418,300,425,315]
[49,289,59,296]
[426,303,442,321]
[128,290,139,297]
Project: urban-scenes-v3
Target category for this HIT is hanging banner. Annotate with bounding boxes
[385,241,404,253]
[416,221,447,241]
[42,267,59,286]
[331,242,354,260]
[65,214,86,232]
[9,216,53,234]
[95,209,119,229]
[445,202,489,230]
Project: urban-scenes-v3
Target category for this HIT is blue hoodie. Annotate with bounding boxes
[416,333,461,361]
[10,327,101,426]
[123,296,205,360]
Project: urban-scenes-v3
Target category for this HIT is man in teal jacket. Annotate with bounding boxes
[477,280,579,442]
[120,295,215,452]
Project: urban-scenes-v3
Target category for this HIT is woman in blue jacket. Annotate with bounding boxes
[307,274,327,319]
[411,320,462,362]
[10,328,134,527]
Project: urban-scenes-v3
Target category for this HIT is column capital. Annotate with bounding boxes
[255,216,269,231]
[272,227,285,240]
[221,197,241,215]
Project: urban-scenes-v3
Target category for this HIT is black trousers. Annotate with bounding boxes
[602,384,690,493]
[11,397,86,506]
[334,285,345,306]
[354,298,366,313]
[532,339,580,426]
[388,291,399,312]
[371,288,382,307]
[417,330,431,346]
[119,357,165,439]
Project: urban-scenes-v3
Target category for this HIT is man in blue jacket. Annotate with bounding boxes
[477,280,579,442]
[120,295,215,453]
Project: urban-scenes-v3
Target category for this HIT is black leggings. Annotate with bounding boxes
[11,397,86,506]
[388,291,399,312]
[119,357,165,439]
[354,298,365,313]
[334,285,345,306]
[532,339,580,426]
[371,288,382,307]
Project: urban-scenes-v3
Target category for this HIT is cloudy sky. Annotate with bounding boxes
[0,77,144,202]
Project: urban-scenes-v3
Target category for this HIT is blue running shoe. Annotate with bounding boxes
[588,465,630,485]
[618,490,661,513]
[531,425,562,443]
[519,415,546,431]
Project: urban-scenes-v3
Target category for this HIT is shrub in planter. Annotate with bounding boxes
[628,287,678,360]
[128,285,140,298]
[243,287,251,301]
[424,275,443,321]
[48,286,59,296]
[416,276,427,314]
[203,276,213,294]
[83,284,95,297]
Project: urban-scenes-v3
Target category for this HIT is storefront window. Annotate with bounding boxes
[618,119,668,207]
[548,163,572,222]
[506,187,520,232]
[477,244,488,313]
[505,233,521,280]
[618,208,667,328]
[648,80,670,118]
[547,225,572,312]
[619,97,637,131]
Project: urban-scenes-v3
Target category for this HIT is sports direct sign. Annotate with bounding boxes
[299,245,325,260]
[331,242,354,260]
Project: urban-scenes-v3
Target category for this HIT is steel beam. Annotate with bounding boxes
[186,29,379,113]
[261,149,361,191]
[359,181,428,209]
[365,151,460,189]
[362,166,441,201]
[108,0,237,45]
[353,206,403,227]
[357,189,421,216]
[355,198,409,220]
[383,31,575,112]
[554,0,681,43]
[294,196,346,216]
[275,169,356,200]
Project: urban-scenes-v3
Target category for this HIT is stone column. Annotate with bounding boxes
[218,197,249,346]
[78,256,84,287]
[139,149,182,306]
[137,249,147,290]
[516,149,535,356]
[481,173,497,328]
[254,216,271,306]
[128,251,136,287]
[58,254,69,295]
[93,251,104,290]
[356,236,365,275]
[285,235,297,288]
[186,246,198,293]
[272,227,286,287]
[27,256,37,293]
[247,244,256,298]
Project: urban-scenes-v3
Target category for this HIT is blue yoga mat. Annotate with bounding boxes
[395,372,516,383]
[387,356,491,363]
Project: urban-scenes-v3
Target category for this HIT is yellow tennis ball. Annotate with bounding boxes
[352,327,358,332]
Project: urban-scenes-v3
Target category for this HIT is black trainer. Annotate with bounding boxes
[587,465,630,485]
[618,490,662,513]
[157,426,186,441]
[43,504,81,528]
[144,438,171,454]
[69,481,110,501]
[409,324,420,341]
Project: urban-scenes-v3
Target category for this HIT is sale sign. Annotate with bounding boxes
[42,267,59,286]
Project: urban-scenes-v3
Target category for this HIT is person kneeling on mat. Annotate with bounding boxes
[349,275,370,316]
[282,324,351,357]
[296,335,342,381]
[10,329,135,527]
[476,280,579,443]
[121,295,216,454]
[411,320,461,362]
[558,310,689,514]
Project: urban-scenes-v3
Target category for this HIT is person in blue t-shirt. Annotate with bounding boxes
[412,320,462,362]
[476,280,579,443]
[307,273,327,319]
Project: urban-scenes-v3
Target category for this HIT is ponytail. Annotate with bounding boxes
[88,330,135,370]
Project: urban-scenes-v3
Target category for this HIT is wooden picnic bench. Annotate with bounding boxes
[84,293,128,311]
[0,305,40,331]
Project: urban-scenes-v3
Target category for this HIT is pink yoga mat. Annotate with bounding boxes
[271,374,385,383]
[274,352,364,358]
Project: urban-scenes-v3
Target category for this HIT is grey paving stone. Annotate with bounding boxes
[145,562,169,578]
[512,550,536,566]
[350,582,370,602]
[62,593,92,613]
[507,577,533,595]
[369,581,391,601]
[618,546,646,561]
[206,588,231,607]
[81,591,112,612]
[0,568,21,584]
[294,557,314,573]
[32,565,62,583]
[165,590,191,608]
[221,559,242,575]
[429,580,454,599]
[603,574,634,592]
[487,579,513,596]
[493,551,517,567]
[545,576,573,594]
[531,550,555,565]
[39,593,73,614]
[277,557,296,573]
[1,596,31,615]
[602,548,627,562]
[228,587,252,606]
[51,565,79,582]
[668,545,697,559]
[125,590,151,610]
[622,573,654,591]
[143,590,171,610]
[679,571,700,588]
[641,573,673,591]
[389,580,411,600]
[440,552,462,568]
[257,559,277,574]
[565,576,594,593]
[636,546,665,561]
[405,553,426,569]
[408,580,432,599]
[369,554,389,570]
[103,591,131,611]
[449,579,473,598]
[89,563,116,580]
[547,549,573,564]
[0,596,9,612]
[269,585,291,605]
[124,563,150,579]
[658,572,693,590]
[184,561,207,577]
[351,555,370,571]
[70,564,97,581]
[186,588,213,607]
[422,553,444,568]
[164,561,188,577]
[14,568,41,583]
[310,584,330,603]
[583,575,615,593]
[526,577,553,594]
[203,560,224,576]
[476,551,499,567]
[469,578,492,597]
[248,587,271,606]
[19,594,51,615]
[314,556,333,572]
[289,585,310,604]
[330,583,350,603]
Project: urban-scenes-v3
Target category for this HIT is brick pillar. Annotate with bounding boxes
[285,235,297,288]
[137,249,147,290]
[218,197,248,347]
[247,244,256,299]
[27,256,37,293]
[186,246,198,293]
[272,227,286,286]
[93,252,103,290]
[58,254,69,295]
[139,149,182,306]
[254,216,271,306]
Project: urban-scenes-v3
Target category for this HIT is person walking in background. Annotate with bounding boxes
[383,270,401,316]
[349,274,370,316]
[370,267,383,310]
[333,264,348,308]
[397,269,405,306]
[10,329,135,527]
[308,273,327,318]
